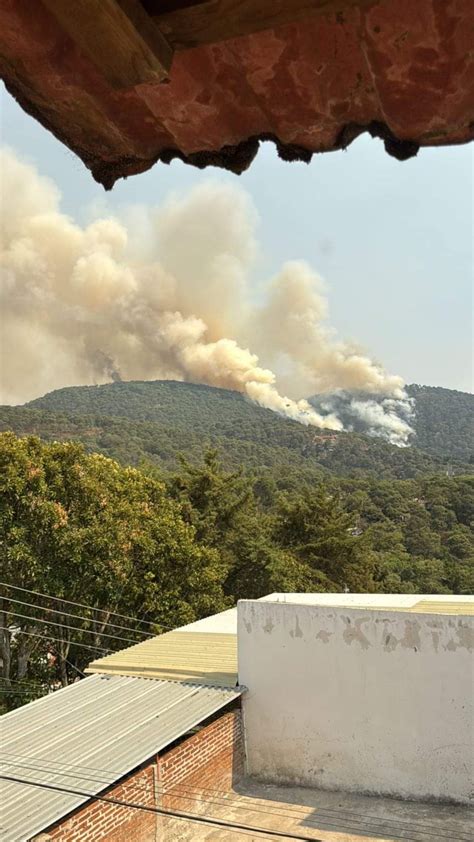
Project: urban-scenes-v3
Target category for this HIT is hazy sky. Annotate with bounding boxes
[1,84,472,392]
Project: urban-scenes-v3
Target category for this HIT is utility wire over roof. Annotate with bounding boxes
[0,673,241,842]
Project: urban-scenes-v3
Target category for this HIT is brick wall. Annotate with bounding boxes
[42,764,157,842]
[157,708,244,816]
[37,706,244,841]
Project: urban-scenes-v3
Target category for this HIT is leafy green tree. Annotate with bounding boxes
[167,450,276,599]
[272,487,377,592]
[0,433,225,701]
[403,511,443,558]
[168,450,253,546]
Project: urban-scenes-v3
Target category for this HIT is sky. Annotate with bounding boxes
[1,83,472,393]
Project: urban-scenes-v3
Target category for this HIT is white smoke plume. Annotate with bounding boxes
[0,147,413,443]
[350,399,415,447]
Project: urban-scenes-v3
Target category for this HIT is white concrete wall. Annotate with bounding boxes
[238,599,474,803]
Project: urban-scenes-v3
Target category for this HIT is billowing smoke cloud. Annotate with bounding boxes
[309,392,415,447]
[90,350,122,383]
[350,398,414,447]
[0,147,413,443]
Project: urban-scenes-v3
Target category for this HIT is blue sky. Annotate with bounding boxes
[2,84,472,392]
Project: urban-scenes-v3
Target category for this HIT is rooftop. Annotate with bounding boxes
[0,673,241,842]
[86,607,239,685]
[1,595,472,839]
[160,778,474,841]
[177,607,237,634]
[261,593,474,615]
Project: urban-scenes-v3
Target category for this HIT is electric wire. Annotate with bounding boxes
[0,760,351,838]
[61,654,86,678]
[0,688,49,697]
[0,757,341,834]
[162,784,471,839]
[0,756,467,842]
[12,628,112,654]
[0,677,49,689]
[0,582,169,629]
[158,785,465,842]
[0,752,458,835]
[0,773,322,841]
[7,610,149,647]
[0,690,45,696]
[2,595,156,638]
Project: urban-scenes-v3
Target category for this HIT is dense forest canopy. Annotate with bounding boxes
[405,384,473,463]
[1,381,471,480]
[1,380,472,710]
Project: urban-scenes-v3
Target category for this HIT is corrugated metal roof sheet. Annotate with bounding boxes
[86,631,238,686]
[410,599,474,615]
[327,599,474,615]
[0,673,241,842]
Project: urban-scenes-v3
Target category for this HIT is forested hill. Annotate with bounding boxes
[405,385,473,462]
[0,380,469,481]
[27,380,281,432]
[309,384,473,463]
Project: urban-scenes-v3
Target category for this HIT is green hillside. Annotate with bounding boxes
[0,380,468,480]
[27,380,272,431]
[406,384,473,463]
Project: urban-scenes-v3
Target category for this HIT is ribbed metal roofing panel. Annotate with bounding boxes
[0,673,241,842]
[410,599,474,615]
[86,631,238,685]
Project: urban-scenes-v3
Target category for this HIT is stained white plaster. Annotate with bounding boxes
[238,597,474,803]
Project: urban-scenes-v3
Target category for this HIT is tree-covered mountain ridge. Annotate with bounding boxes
[0,379,471,480]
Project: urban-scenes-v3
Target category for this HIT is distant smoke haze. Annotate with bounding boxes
[0,148,413,444]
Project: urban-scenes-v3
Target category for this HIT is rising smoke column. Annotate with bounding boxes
[0,147,413,443]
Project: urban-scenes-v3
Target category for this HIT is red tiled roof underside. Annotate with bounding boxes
[1,0,473,188]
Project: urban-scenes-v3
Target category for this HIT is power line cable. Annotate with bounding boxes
[2,595,155,638]
[0,690,45,696]
[0,582,167,629]
[132,772,470,842]
[0,676,49,688]
[0,582,213,637]
[7,611,147,647]
[158,784,464,842]
[62,654,86,678]
[0,773,321,841]
[0,757,465,842]
[0,761,341,836]
[0,758,330,837]
[0,757,113,787]
[4,763,464,842]
[0,676,41,687]
[1,651,85,692]
[0,687,35,696]
[0,765,436,842]
[12,628,112,654]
